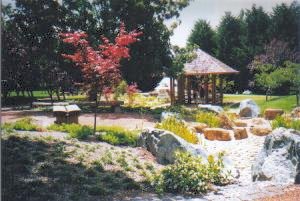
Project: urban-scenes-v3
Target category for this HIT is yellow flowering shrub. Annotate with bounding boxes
[155,117,199,144]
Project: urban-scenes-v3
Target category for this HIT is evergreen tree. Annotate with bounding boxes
[187,20,217,56]
[216,12,248,92]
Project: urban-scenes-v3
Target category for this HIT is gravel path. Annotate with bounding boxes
[1,110,157,130]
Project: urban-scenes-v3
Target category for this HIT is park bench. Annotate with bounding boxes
[53,104,81,124]
[32,101,69,108]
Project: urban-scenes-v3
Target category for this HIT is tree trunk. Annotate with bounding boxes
[55,88,61,101]
[62,90,66,101]
[47,89,54,105]
[93,93,99,135]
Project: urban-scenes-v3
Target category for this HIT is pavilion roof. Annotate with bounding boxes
[183,49,239,75]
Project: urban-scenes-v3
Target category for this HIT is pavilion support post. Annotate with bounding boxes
[212,75,216,104]
[219,76,224,105]
[187,76,192,104]
[170,77,175,105]
[170,77,173,105]
[177,75,184,104]
[204,75,209,104]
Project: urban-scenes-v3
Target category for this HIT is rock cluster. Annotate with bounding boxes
[252,128,300,184]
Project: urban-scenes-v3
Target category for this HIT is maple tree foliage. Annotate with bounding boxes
[59,23,142,99]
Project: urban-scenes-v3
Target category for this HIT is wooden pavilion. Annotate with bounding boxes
[170,49,238,105]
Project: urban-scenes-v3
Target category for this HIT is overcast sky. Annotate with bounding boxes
[3,0,296,47]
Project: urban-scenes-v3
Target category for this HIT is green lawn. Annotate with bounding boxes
[223,94,297,112]
[8,90,87,100]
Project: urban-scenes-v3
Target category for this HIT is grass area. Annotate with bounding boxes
[2,132,158,201]
[9,90,50,98]
[2,118,44,132]
[97,126,139,146]
[47,123,139,146]
[47,123,93,139]
[223,94,297,112]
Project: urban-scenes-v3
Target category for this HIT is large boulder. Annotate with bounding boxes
[138,128,207,164]
[264,108,284,120]
[198,104,224,114]
[203,128,232,141]
[252,128,300,184]
[239,99,260,118]
[291,107,300,118]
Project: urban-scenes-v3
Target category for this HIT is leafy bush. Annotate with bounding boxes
[194,111,221,127]
[48,123,92,139]
[2,118,42,131]
[272,116,300,131]
[114,80,128,100]
[156,117,199,144]
[152,151,232,194]
[97,126,138,146]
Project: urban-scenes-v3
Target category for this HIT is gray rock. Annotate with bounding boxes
[137,128,207,164]
[198,104,224,114]
[239,99,260,118]
[252,127,300,184]
[242,90,252,95]
[160,111,180,121]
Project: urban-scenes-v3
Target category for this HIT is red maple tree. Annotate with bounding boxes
[60,23,142,132]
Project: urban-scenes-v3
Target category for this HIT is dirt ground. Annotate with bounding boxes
[1,110,157,130]
[256,185,300,201]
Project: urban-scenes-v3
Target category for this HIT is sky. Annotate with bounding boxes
[166,0,295,47]
[3,0,296,47]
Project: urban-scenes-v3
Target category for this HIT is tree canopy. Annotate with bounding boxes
[187,20,216,56]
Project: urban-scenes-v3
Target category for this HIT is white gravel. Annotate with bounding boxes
[129,132,289,201]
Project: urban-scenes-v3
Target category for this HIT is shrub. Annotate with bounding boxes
[114,80,128,100]
[2,118,41,131]
[272,116,300,131]
[97,126,138,146]
[155,117,199,144]
[47,123,92,139]
[152,151,232,194]
[194,111,221,127]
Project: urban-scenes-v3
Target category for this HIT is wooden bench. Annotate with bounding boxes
[32,102,69,108]
[53,104,81,124]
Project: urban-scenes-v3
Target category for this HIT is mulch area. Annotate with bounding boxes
[256,185,300,201]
